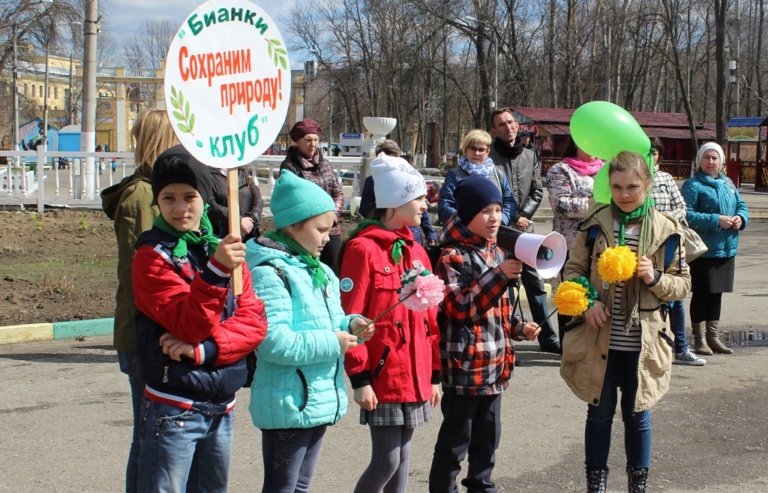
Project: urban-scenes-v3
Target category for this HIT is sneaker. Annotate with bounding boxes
[674,347,706,366]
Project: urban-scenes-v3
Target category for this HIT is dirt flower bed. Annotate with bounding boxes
[0,209,361,327]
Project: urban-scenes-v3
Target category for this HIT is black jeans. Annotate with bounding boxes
[429,393,502,493]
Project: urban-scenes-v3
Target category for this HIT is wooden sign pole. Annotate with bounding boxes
[227,168,243,295]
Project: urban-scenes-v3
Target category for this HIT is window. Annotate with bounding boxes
[54,87,58,99]
[39,85,43,97]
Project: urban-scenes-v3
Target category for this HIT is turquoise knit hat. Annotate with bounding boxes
[271,170,336,229]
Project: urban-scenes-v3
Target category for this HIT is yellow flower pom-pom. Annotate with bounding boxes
[554,281,591,317]
[598,245,637,284]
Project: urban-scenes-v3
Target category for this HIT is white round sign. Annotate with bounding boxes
[164,0,291,168]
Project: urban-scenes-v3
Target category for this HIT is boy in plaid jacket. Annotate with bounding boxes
[429,175,539,493]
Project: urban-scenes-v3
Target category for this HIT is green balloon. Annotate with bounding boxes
[593,164,611,204]
[570,101,650,160]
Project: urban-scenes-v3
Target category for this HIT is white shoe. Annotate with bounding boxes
[674,347,706,366]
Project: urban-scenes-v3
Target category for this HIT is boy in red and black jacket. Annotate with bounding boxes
[132,145,267,492]
[428,175,539,493]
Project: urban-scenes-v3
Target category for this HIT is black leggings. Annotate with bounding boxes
[689,291,723,323]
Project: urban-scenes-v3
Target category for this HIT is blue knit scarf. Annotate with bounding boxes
[459,155,495,177]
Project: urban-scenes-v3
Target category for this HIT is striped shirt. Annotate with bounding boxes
[609,222,642,351]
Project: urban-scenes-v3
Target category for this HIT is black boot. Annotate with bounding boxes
[627,466,648,493]
[586,467,609,493]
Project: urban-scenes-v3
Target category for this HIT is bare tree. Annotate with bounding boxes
[121,19,176,71]
[281,0,768,161]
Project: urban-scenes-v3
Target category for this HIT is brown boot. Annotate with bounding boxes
[706,320,733,354]
[692,322,713,355]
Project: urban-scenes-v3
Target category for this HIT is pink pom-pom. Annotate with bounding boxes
[400,267,445,312]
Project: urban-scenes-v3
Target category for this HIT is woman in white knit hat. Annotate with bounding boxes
[681,142,749,355]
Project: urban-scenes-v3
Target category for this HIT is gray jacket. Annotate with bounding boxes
[489,138,544,232]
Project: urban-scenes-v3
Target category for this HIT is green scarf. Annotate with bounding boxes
[348,219,405,264]
[153,204,219,258]
[610,199,650,247]
[264,231,328,289]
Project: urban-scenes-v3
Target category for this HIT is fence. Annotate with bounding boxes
[0,149,365,213]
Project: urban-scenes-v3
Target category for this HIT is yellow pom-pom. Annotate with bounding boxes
[598,246,637,284]
[554,281,590,316]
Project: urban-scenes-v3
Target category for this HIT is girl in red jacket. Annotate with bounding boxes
[340,153,441,493]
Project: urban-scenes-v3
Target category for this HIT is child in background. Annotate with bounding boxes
[131,145,267,493]
[428,175,540,493]
[245,170,372,493]
[339,153,442,493]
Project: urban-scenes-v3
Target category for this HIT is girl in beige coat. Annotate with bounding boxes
[560,151,691,493]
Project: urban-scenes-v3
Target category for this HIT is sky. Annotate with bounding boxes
[104,0,305,63]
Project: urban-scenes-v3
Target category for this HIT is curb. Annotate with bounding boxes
[0,318,113,345]
[0,284,555,345]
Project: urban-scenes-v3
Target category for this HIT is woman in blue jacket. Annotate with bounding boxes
[682,142,749,355]
[437,129,517,226]
[245,170,372,493]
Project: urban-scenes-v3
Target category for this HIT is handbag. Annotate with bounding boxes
[682,225,708,262]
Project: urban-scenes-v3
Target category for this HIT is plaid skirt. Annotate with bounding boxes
[359,400,432,428]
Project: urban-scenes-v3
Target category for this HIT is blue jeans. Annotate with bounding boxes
[117,351,144,493]
[137,398,234,493]
[669,300,687,354]
[261,426,327,493]
[585,350,651,470]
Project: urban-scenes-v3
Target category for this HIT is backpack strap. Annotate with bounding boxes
[243,261,291,388]
[584,225,601,279]
[662,234,681,273]
[261,261,291,295]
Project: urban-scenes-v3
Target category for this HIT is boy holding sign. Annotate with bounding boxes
[131,145,267,492]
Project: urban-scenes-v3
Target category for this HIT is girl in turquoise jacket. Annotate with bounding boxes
[246,171,371,493]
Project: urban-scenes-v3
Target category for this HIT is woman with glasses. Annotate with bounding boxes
[437,129,517,226]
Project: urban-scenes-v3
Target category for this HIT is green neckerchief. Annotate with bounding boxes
[264,231,328,289]
[610,199,650,247]
[153,204,219,258]
[348,219,405,264]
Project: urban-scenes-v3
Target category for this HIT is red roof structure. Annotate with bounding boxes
[512,107,715,140]
[510,106,715,169]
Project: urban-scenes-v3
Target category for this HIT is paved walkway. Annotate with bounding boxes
[1,215,768,491]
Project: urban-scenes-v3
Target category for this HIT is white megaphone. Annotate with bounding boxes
[496,225,567,279]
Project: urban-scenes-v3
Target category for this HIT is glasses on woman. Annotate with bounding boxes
[468,145,489,153]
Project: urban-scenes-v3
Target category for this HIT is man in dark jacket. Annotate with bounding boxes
[489,108,561,354]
